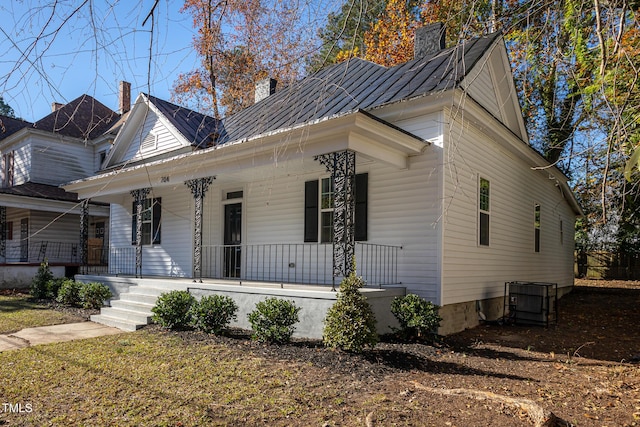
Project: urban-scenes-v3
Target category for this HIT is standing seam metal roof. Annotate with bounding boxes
[146,33,500,147]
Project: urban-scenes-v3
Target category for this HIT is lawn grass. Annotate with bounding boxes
[0,294,86,334]
[0,331,373,426]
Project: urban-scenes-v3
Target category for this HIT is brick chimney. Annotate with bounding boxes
[51,102,64,112]
[414,23,446,59]
[254,78,277,104]
[119,81,131,114]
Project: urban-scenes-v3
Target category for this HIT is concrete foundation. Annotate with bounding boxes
[0,265,67,289]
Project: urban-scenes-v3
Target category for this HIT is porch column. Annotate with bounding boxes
[316,150,356,289]
[185,176,215,282]
[130,188,150,278]
[79,199,89,274]
[0,206,6,261]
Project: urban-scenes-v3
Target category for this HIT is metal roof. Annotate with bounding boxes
[144,33,499,147]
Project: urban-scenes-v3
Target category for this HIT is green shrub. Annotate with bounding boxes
[46,277,66,299]
[188,295,238,334]
[151,290,196,330]
[390,294,442,341]
[247,297,301,344]
[79,282,112,309]
[56,279,83,306]
[323,267,378,353]
[30,261,53,299]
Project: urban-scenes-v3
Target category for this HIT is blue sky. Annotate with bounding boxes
[0,1,200,121]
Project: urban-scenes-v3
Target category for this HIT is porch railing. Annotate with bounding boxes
[3,241,81,264]
[200,242,401,287]
[106,243,402,287]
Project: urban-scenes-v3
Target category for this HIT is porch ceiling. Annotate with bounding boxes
[64,110,428,200]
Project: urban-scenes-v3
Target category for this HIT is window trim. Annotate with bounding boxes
[131,197,162,246]
[534,203,541,252]
[478,176,490,247]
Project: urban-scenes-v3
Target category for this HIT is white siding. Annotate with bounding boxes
[30,140,94,185]
[441,110,575,305]
[121,110,185,164]
[110,187,193,277]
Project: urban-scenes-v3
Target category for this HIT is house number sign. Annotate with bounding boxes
[160,176,170,183]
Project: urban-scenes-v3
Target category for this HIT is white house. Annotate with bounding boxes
[65,26,581,335]
[0,90,127,287]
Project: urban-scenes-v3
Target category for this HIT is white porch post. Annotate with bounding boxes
[130,188,150,278]
[316,150,356,290]
[185,176,215,282]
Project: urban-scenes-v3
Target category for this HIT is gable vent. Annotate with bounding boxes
[141,132,157,151]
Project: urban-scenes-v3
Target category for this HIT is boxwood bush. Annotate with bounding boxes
[323,267,378,353]
[390,294,441,341]
[188,294,238,334]
[247,297,300,344]
[151,290,196,330]
[79,282,112,309]
[30,261,53,299]
[56,279,83,307]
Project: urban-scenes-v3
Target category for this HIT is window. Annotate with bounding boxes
[479,177,490,246]
[320,177,334,243]
[559,218,563,245]
[131,197,161,245]
[304,174,368,243]
[2,151,14,187]
[534,204,541,252]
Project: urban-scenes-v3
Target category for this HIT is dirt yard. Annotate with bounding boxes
[166,278,640,426]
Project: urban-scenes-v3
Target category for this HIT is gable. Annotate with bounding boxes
[104,95,195,168]
[461,36,528,143]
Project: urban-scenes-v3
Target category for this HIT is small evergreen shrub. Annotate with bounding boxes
[30,261,53,299]
[188,295,238,334]
[247,297,300,344]
[56,279,83,306]
[323,266,378,353]
[390,294,442,341]
[46,277,66,299]
[151,290,196,330]
[79,282,112,309]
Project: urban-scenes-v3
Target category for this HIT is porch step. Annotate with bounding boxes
[91,284,168,331]
[90,314,144,332]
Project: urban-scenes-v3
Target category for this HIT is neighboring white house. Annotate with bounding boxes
[0,90,127,287]
[65,26,581,335]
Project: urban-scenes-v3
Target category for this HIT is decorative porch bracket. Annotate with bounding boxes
[185,176,215,282]
[0,206,6,260]
[315,150,356,290]
[130,188,150,278]
[79,199,89,274]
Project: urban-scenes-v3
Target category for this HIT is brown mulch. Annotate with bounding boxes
[154,279,640,426]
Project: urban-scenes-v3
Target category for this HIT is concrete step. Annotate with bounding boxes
[90,314,144,332]
[99,307,152,325]
[127,286,175,297]
[119,292,159,305]
[110,299,154,313]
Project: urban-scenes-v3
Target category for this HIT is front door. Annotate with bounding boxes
[224,203,242,278]
[20,218,28,262]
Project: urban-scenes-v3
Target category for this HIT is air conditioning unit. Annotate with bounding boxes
[504,281,557,326]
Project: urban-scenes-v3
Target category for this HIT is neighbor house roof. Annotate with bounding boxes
[0,182,80,203]
[0,115,33,141]
[33,94,120,140]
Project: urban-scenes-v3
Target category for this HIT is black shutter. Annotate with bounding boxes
[355,173,368,241]
[152,197,162,244]
[131,201,137,245]
[304,180,318,242]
